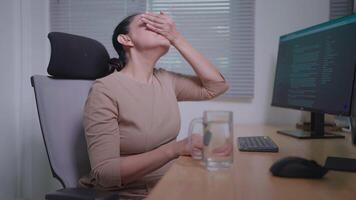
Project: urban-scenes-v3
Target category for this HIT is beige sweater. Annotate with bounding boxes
[79,68,229,198]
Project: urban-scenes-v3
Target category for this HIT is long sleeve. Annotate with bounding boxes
[163,69,229,101]
[83,80,122,188]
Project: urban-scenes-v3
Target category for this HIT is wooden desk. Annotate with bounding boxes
[147,125,356,200]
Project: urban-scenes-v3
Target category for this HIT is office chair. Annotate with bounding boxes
[31,32,119,200]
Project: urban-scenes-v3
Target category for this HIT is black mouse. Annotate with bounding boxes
[270,156,328,179]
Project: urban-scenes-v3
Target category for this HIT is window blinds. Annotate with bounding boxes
[330,0,354,19]
[147,0,255,98]
[49,0,255,98]
[49,0,146,57]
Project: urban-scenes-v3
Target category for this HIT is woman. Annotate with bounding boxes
[79,11,229,199]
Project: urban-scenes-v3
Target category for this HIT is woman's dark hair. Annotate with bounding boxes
[109,13,141,72]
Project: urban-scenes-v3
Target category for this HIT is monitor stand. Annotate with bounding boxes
[277,112,345,139]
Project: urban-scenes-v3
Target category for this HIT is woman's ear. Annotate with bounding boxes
[117,34,134,47]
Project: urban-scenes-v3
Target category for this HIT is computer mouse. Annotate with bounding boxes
[270,156,328,179]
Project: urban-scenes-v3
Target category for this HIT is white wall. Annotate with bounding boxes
[0,0,330,199]
[0,0,61,200]
[0,1,20,199]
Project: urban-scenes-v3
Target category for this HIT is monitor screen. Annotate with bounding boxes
[272,14,356,115]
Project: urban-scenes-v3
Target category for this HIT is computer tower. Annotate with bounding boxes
[351,66,356,145]
[351,117,356,144]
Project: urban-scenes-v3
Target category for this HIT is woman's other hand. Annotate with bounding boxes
[212,140,233,157]
[140,11,182,45]
[175,133,203,157]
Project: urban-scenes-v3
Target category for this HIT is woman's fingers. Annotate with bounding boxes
[141,17,164,30]
[141,13,165,24]
[146,11,169,21]
[140,14,167,35]
[191,133,203,149]
[141,11,179,44]
[145,23,163,34]
[212,143,233,156]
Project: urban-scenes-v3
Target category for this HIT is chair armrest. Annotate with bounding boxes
[45,188,119,200]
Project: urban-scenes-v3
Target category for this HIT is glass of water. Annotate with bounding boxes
[188,111,234,171]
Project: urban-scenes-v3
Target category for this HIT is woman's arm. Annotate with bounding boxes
[120,137,201,185]
[171,35,224,82]
[120,141,177,185]
[140,12,225,82]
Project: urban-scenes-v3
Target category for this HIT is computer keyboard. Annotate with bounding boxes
[237,136,279,152]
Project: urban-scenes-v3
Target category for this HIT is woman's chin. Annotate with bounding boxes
[161,41,171,49]
[157,36,170,46]
[157,38,171,51]
[156,44,170,56]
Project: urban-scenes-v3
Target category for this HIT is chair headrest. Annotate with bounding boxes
[47,32,111,79]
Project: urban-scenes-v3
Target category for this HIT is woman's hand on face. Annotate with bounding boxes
[140,11,182,45]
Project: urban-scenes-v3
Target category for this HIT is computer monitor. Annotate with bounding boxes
[272,14,356,139]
